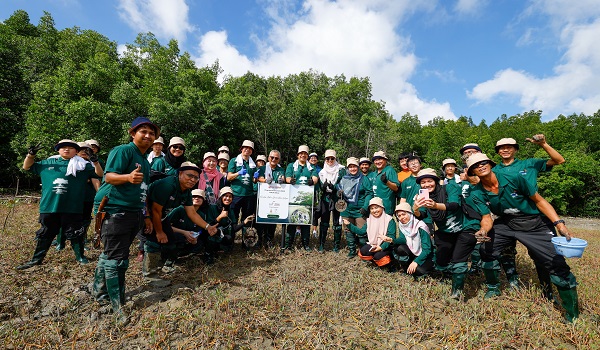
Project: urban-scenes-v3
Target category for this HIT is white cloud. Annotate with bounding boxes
[194,0,455,122]
[454,0,487,16]
[117,0,193,43]
[469,0,600,118]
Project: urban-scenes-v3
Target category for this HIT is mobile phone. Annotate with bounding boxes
[419,188,429,199]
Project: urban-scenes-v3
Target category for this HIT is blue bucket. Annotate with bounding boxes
[551,237,588,258]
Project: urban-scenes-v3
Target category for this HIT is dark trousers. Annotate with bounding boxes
[37,213,84,240]
[394,244,434,277]
[434,230,478,269]
[101,211,144,261]
[231,195,257,224]
[317,199,340,227]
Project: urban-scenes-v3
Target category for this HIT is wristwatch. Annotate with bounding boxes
[553,219,565,226]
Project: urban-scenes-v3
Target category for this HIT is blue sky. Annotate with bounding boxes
[2,0,600,124]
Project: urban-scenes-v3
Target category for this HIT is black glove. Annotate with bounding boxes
[380,173,388,184]
[360,208,369,219]
[85,147,98,163]
[307,178,314,186]
[277,175,285,184]
[324,181,332,193]
[27,142,42,156]
[290,177,296,185]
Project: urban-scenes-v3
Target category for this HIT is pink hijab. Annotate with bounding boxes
[199,158,223,195]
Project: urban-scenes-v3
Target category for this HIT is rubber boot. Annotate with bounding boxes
[117,259,129,308]
[483,269,501,299]
[301,228,311,251]
[535,263,556,302]
[92,253,110,305]
[105,259,129,326]
[450,272,466,301]
[332,225,342,253]
[284,227,296,251]
[557,286,579,323]
[346,231,357,258]
[16,237,54,270]
[468,243,482,275]
[500,248,519,290]
[318,224,328,253]
[71,236,89,264]
[55,229,66,251]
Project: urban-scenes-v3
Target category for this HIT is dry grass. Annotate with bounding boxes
[0,199,599,349]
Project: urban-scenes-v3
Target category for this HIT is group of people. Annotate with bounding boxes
[16,116,580,325]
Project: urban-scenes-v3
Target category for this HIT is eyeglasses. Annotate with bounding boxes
[172,145,185,151]
[325,157,335,160]
[183,173,199,181]
[269,156,279,160]
[192,195,203,199]
[476,161,490,168]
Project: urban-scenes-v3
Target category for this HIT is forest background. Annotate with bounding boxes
[2,10,600,217]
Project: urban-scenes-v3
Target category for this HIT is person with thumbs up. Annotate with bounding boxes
[90,116,159,326]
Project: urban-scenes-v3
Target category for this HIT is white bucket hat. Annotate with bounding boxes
[297,145,310,155]
[169,137,186,147]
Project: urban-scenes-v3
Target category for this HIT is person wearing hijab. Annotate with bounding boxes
[166,189,208,261]
[150,137,186,182]
[205,187,255,261]
[344,197,395,269]
[392,202,434,278]
[198,152,225,206]
[467,153,579,322]
[316,149,346,253]
[339,157,373,258]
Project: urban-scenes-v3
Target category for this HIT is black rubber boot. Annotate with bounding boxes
[92,253,109,305]
[318,224,328,253]
[332,225,342,252]
[301,229,311,251]
[55,229,66,251]
[345,231,357,258]
[16,237,54,270]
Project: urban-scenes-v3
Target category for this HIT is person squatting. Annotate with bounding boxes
[17,118,580,325]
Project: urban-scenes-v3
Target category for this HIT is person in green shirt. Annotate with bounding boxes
[316,149,346,253]
[144,162,216,284]
[467,153,580,323]
[359,157,372,176]
[146,136,165,166]
[413,168,494,300]
[17,139,103,270]
[344,197,395,269]
[89,117,158,326]
[165,189,207,263]
[256,150,286,248]
[205,187,255,260]
[85,139,106,170]
[492,136,565,300]
[150,136,186,182]
[368,151,399,215]
[284,145,318,251]
[391,202,434,278]
[227,140,258,249]
[399,154,422,207]
[339,157,373,258]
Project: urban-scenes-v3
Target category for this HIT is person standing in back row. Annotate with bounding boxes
[227,140,257,249]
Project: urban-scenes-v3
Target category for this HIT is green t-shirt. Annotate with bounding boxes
[285,162,317,185]
[470,171,539,217]
[94,142,150,214]
[227,157,257,197]
[148,175,193,219]
[166,205,206,232]
[30,157,97,214]
[400,175,419,206]
[368,165,399,215]
[257,164,286,183]
[391,225,433,265]
[151,157,178,176]
[493,158,548,187]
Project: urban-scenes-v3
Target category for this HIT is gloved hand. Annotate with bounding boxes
[277,175,285,184]
[380,173,388,184]
[324,181,333,193]
[85,147,98,163]
[238,167,247,176]
[360,208,369,219]
[27,142,42,156]
[290,177,296,185]
[266,176,273,184]
[307,178,314,186]
[253,171,260,179]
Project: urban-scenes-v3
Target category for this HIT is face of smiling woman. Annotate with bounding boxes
[369,204,384,218]
[419,178,436,192]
